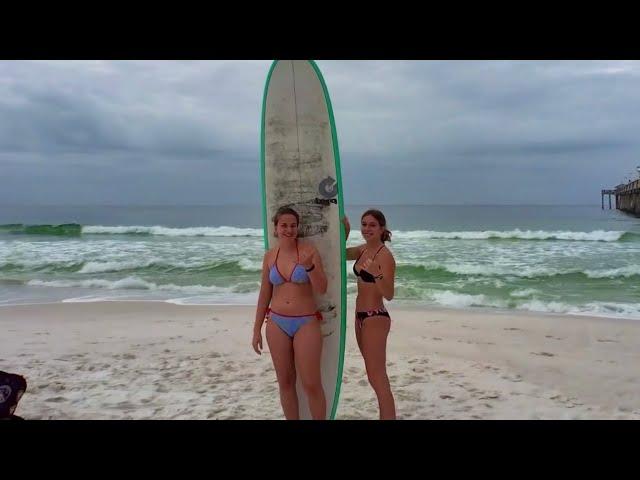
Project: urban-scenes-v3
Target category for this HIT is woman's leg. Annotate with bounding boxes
[292,319,326,420]
[355,315,364,355]
[360,315,396,420]
[265,319,298,419]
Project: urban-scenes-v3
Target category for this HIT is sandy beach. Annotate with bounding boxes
[1,301,639,420]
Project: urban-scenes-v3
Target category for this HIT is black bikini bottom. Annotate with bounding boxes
[355,308,390,328]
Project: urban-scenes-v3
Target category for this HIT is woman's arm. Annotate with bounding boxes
[346,245,364,261]
[375,251,395,301]
[301,245,328,294]
[253,252,273,334]
[362,250,395,301]
[342,216,363,261]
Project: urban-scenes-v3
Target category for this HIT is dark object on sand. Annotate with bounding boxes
[0,371,27,420]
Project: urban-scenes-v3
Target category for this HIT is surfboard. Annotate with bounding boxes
[260,60,346,420]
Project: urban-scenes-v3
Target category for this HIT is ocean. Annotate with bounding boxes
[1,204,639,320]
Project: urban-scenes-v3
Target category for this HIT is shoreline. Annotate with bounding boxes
[2,297,640,324]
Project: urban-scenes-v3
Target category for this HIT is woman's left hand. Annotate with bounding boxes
[299,249,316,270]
[362,257,382,276]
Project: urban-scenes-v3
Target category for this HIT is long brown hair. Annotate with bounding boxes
[361,209,392,243]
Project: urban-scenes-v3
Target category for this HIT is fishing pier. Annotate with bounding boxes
[606,177,640,216]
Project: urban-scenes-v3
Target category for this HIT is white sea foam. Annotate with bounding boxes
[83,225,263,237]
[428,290,509,309]
[27,277,236,294]
[517,299,640,320]
[510,288,540,298]
[584,265,640,279]
[394,229,626,242]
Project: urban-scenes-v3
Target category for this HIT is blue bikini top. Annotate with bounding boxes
[269,241,310,286]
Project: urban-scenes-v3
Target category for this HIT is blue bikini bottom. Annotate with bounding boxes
[267,309,322,338]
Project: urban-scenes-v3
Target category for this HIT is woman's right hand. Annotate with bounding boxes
[342,216,351,239]
[252,330,263,355]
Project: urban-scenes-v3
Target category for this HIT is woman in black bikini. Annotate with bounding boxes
[343,209,396,420]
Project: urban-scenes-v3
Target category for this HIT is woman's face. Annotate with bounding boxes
[276,214,299,239]
[361,215,383,241]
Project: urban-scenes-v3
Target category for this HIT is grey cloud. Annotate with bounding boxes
[0,83,225,157]
[1,60,639,206]
[451,139,633,157]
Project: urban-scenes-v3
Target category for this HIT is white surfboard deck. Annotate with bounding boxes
[261,60,346,419]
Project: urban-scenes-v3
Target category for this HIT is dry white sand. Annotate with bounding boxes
[1,301,639,420]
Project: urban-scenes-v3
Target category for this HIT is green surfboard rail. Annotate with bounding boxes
[259,60,347,420]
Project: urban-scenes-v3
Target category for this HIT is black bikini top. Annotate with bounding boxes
[353,245,386,283]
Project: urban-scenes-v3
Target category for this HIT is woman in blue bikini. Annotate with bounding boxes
[343,209,396,420]
[252,207,328,420]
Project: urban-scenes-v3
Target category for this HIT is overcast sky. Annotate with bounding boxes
[1,60,639,206]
